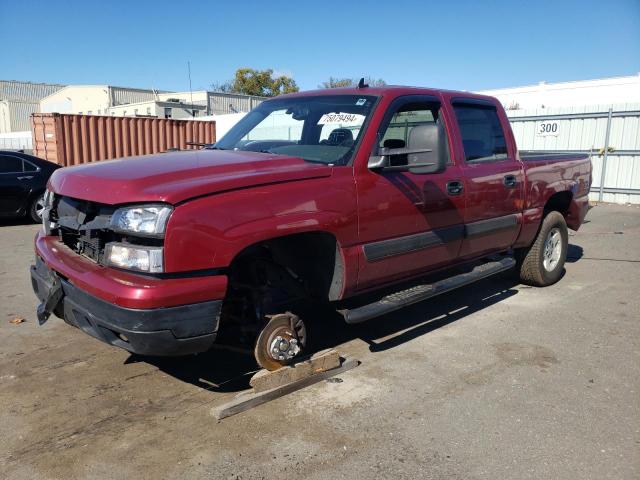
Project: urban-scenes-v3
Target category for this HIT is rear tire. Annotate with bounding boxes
[516,211,568,287]
[29,193,45,223]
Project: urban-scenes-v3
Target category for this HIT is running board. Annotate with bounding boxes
[341,256,516,324]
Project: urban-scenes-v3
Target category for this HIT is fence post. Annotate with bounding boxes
[598,107,613,202]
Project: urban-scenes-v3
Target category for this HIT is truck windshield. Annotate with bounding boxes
[212,95,378,165]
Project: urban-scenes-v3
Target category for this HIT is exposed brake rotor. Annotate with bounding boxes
[254,312,307,371]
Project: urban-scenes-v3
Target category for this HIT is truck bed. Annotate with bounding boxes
[519,150,591,162]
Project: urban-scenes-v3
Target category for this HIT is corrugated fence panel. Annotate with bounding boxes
[31,113,215,166]
[7,101,40,132]
[508,104,640,204]
[207,92,264,114]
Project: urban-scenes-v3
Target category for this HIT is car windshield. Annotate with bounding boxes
[212,94,378,165]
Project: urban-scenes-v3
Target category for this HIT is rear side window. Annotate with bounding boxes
[23,160,38,172]
[452,104,508,163]
[0,155,24,173]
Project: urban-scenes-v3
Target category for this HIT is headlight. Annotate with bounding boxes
[110,204,172,236]
[43,188,54,208]
[42,188,55,233]
[104,243,164,273]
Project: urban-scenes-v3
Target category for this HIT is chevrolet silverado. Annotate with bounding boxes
[31,84,591,370]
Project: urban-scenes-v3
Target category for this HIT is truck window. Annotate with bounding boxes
[214,95,377,165]
[452,104,507,163]
[378,101,450,167]
[242,109,304,143]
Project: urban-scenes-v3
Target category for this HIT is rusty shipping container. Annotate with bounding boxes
[31,113,216,166]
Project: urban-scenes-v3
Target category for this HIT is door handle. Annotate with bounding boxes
[503,175,517,188]
[446,180,464,196]
[17,176,33,180]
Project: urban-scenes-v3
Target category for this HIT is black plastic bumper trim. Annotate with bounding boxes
[31,256,222,356]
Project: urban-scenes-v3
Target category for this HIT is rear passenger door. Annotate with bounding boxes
[450,99,524,259]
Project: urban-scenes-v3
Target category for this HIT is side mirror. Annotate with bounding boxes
[368,146,446,174]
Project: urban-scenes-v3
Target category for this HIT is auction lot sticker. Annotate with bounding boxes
[318,113,362,124]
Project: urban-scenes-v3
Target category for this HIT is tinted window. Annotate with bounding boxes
[378,101,450,167]
[23,160,38,172]
[453,104,507,163]
[0,155,24,173]
[379,105,435,148]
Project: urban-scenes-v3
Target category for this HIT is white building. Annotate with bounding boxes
[478,74,640,111]
[39,85,168,116]
[480,75,640,205]
[0,80,66,133]
[107,98,207,119]
[39,86,264,119]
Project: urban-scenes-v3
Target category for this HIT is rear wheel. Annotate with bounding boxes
[29,193,45,223]
[516,211,568,286]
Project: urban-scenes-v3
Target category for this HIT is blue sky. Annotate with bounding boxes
[2,0,639,92]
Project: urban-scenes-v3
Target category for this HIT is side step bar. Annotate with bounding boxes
[341,256,516,324]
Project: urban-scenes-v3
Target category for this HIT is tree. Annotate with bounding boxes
[320,77,355,89]
[319,76,387,88]
[209,68,299,97]
[209,80,234,93]
[233,68,299,97]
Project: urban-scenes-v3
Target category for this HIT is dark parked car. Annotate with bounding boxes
[0,151,60,222]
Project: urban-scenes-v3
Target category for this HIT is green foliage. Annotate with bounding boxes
[234,68,300,97]
[319,76,387,88]
[210,68,299,97]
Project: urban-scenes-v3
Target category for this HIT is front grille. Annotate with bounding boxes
[52,196,117,263]
[59,227,109,263]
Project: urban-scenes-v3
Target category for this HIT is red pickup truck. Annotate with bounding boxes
[31,85,591,370]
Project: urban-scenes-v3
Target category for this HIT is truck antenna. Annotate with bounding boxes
[357,77,368,89]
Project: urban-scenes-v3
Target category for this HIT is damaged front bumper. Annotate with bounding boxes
[31,256,222,356]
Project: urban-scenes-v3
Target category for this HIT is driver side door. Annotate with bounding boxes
[355,96,466,291]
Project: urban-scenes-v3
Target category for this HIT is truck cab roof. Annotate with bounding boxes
[275,85,499,104]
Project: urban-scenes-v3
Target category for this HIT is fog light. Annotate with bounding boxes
[104,243,163,273]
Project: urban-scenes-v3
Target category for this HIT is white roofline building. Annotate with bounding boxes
[478,74,640,111]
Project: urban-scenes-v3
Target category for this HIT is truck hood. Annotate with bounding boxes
[49,149,333,205]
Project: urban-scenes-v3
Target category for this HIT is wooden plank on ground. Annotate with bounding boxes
[211,356,359,421]
[249,349,341,393]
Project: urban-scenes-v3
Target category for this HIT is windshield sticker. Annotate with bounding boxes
[355,98,366,106]
[318,113,360,124]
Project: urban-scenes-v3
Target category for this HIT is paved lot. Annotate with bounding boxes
[1,204,639,480]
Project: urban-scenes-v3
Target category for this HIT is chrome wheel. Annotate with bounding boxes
[543,227,562,272]
[34,195,46,219]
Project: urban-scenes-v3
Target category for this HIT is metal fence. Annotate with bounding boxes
[507,104,640,204]
[0,131,32,150]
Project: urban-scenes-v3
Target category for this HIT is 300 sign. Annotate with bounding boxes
[537,121,560,136]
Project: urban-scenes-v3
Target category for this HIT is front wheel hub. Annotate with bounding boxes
[270,335,300,361]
